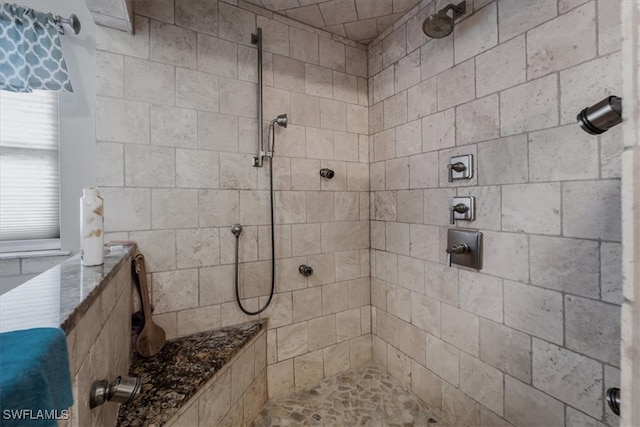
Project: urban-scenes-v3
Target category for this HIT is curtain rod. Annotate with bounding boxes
[54,13,81,35]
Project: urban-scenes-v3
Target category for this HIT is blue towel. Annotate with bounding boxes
[0,328,74,426]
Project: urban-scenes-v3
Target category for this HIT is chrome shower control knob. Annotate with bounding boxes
[448,161,466,182]
[445,243,469,267]
[449,203,469,224]
[299,265,313,277]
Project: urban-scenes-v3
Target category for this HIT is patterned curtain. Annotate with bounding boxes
[0,3,73,92]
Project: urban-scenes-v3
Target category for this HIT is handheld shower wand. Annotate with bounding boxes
[267,114,287,157]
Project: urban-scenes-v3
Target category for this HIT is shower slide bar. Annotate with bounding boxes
[251,28,264,167]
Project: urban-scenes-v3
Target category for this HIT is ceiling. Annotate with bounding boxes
[245,0,422,44]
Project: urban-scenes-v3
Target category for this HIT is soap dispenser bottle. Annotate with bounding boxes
[81,187,104,266]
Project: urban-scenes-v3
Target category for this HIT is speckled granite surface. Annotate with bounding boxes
[0,244,136,333]
[116,320,264,427]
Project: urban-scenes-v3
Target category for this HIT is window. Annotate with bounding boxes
[0,90,61,252]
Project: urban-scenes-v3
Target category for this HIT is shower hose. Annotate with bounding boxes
[233,130,276,315]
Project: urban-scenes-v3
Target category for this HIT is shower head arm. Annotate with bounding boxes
[442,2,466,20]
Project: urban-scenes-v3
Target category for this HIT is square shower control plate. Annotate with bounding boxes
[447,228,482,269]
[449,155,473,181]
[452,196,475,222]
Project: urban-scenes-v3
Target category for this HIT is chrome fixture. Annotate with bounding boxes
[54,13,81,35]
[606,387,620,416]
[320,168,335,179]
[90,376,140,409]
[449,196,475,224]
[422,1,466,38]
[266,114,288,157]
[299,265,313,277]
[448,154,473,182]
[446,229,482,269]
[252,28,265,167]
[231,223,242,237]
[577,96,622,135]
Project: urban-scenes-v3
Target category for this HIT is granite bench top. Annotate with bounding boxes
[0,244,136,334]
[116,320,264,427]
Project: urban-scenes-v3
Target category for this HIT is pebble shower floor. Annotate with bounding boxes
[251,363,444,426]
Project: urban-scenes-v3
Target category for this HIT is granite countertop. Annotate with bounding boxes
[116,320,264,427]
[0,244,136,333]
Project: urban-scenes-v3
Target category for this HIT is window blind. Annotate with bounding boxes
[0,90,60,242]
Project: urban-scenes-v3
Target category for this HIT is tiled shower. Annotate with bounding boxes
[92,0,623,425]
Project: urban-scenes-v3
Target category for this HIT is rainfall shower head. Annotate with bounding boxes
[272,114,287,128]
[423,1,466,38]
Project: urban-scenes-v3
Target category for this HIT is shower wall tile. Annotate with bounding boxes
[320,37,346,72]
[150,21,197,68]
[124,57,175,105]
[96,142,124,186]
[152,189,199,229]
[479,319,531,383]
[124,145,175,187]
[504,376,565,427]
[218,2,256,46]
[559,52,622,124]
[597,0,622,55]
[324,340,351,376]
[96,97,150,144]
[277,322,309,360]
[175,0,218,36]
[293,350,324,388]
[532,339,603,418]
[477,135,528,185]
[436,59,475,110]
[442,381,481,427]
[455,94,499,144]
[383,91,408,128]
[601,242,623,304]
[96,51,124,97]
[529,235,600,297]
[458,270,502,322]
[407,78,437,121]
[420,36,453,81]
[370,2,621,425]
[289,27,319,64]
[499,74,558,136]
[504,280,563,345]
[529,124,599,182]
[526,2,596,80]
[151,106,197,148]
[501,183,561,235]
[565,295,621,365]
[129,230,177,273]
[273,56,306,93]
[497,0,557,43]
[475,35,525,97]
[459,352,503,415]
[102,188,151,232]
[394,49,421,93]
[562,180,622,241]
[453,2,497,64]
[441,303,480,356]
[175,69,219,112]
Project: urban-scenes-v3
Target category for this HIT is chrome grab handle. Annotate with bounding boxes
[446,243,469,267]
[447,161,466,182]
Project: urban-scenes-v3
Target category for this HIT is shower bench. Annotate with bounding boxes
[116,320,266,427]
